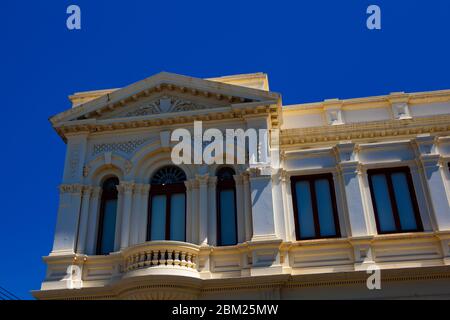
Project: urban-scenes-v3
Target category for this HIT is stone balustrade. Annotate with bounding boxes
[122,241,200,272]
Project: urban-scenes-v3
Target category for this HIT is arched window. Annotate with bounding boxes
[147,166,187,242]
[97,177,119,255]
[216,167,237,246]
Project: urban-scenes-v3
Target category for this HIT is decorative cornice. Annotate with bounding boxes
[54,101,279,143]
[281,115,450,147]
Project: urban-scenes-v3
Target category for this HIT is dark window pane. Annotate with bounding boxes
[100,199,117,255]
[150,195,166,240]
[314,179,337,237]
[219,189,237,245]
[391,172,418,231]
[295,181,315,238]
[170,193,186,241]
[371,174,396,232]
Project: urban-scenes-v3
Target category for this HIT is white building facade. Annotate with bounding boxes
[34,72,450,299]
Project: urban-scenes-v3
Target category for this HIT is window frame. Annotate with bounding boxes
[290,173,341,241]
[96,177,119,255]
[216,168,238,246]
[147,182,187,242]
[367,166,423,235]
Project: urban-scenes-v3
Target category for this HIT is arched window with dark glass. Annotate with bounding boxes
[147,166,187,242]
[216,167,237,246]
[97,177,119,255]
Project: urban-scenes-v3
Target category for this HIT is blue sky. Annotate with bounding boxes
[0,1,449,299]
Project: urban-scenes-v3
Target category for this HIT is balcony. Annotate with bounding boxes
[122,241,200,277]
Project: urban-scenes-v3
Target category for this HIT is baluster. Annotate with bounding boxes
[145,251,151,266]
[180,252,187,267]
[174,251,181,266]
[160,250,167,265]
[192,254,197,270]
[133,254,138,270]
[138,252,144,268]
[186,254,192,268]
[152,250,158,266]
[167,250,174,266]
[126,256,131,271]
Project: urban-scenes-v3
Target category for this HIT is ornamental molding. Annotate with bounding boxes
[281,115,450,147]
[103,95,214,119]
[54,101,280,141]
[92,138,150,157]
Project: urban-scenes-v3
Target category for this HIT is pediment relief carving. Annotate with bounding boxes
[99,94,224,120]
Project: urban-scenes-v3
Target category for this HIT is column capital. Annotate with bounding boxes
[118,181,135,194]
[185,179,198,190]
[420,154,443,169]
[208,176,218,187]
[338,161,362,175]
[334,142,357,163]
[91,186,102,197]
[415,134,438,155]
[196,174,209,186]
[81,185,93,196]
[58,184,84,195]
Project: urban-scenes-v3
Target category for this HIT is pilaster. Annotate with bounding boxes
[118,181,135,250]
[233,174,246,243]
[416,135,450,231]
[207,176,218,246]
[76,186,93,254]
[248,168,278,242]
[51,184,84,255]
[86,186,101,255]
[242,173,253,242]
[336,143,370,237]
[197,174,209,245]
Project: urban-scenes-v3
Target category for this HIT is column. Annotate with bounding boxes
[191,180,199,244]
[242,173,253,241]
[129,184,143,246]
[119,181,134,250]
[233,175,246,243]
[86,186,101,255]
[138,184,150,243]
[52,184,84,255]
[207,176,218,246]
[417,135,450,230]
[76,186,92,254]
[197,174,209,246]
[184,180,193,243]
[336,143,370,237]
[248,168,278,241]
[271,169,287,241]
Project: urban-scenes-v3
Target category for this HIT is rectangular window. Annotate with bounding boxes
[149,195,166,241]
[218,189,237,246]
[99,199,118,255]
[170,193,186,241]
[368,167,423,234]
[290,174,340,240]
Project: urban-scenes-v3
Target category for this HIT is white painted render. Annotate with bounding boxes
[33,72,450,300]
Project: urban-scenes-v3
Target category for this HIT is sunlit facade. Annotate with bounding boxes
[33,72,450,299]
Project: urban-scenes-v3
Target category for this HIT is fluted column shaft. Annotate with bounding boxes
[197,174,209,245]
[119,181,134,250]
[76,186,93,253]
[86,187,101,255]
[207,177,218,246]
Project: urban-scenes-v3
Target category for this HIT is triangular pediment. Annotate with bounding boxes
[98,92,227,120]
[51,72,280,125]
